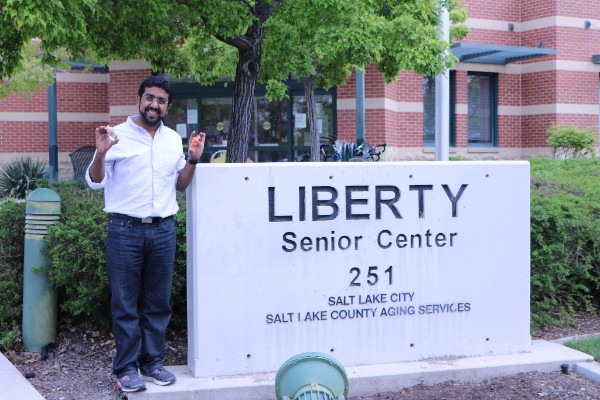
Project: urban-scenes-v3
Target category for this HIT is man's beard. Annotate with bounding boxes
[139,106,163,126]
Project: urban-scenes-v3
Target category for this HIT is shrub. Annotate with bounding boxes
[46,182,110,325]
[529,158,600,329]
[547,124,596,159]
[0,156,48,199]
[46,183,189,330]
[0,200,26,350]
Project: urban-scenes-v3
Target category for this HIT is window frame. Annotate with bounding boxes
[422,71,456,148]
[467,71,498,148]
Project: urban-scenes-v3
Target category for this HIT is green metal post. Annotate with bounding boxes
[48,79,58,183]
[23,188,61,352]
[355,68,365,146]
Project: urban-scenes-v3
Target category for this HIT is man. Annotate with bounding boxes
[86,75,205,392]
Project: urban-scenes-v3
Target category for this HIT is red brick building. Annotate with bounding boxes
[0,0,598,180]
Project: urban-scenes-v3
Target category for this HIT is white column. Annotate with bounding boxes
[435,5,450,161]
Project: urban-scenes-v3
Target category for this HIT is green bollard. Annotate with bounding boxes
[23,188,61,352]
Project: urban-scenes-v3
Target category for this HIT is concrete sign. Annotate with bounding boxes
[186,161,530,378]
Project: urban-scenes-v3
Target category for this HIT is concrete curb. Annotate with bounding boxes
[128,340,598,400]
[0,352,45,400]
[575,361,600,385]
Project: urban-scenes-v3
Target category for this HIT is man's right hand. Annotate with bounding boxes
[95,125,119,154]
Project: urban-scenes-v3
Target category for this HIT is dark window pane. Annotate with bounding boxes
[423,75,436,145]
[468,74,494,145]
[201,98,232,147]
[163,98,199,143]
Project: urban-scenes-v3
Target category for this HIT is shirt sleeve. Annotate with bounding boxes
[85,152,111,189]
[176,152,187,173]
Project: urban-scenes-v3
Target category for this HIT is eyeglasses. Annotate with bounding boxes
[142,94,168,105]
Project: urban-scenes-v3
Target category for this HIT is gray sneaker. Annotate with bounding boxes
[142,367,176,386]
[116,372,146,392]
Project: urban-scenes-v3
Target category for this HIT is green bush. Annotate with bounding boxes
[45,183,188,330]
[46,182,110,325]
[0,200,26,350]
[530,158,600,329]
[0,156,48,199]
[547,124,596,159]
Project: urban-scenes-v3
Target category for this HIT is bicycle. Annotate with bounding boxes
[294,136,386,162]
[348,142,387,162]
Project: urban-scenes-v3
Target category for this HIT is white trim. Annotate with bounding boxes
[454,63,513,74]
[498,106,523,116]
[455,60,600,74]
[59,113,109,122]
[56,73,109,83]
[0,112,47,122]
[337,98,356,110]
[523,104,599,115]
[460,104,598,116]
[466,18,512,31]
[108,59,151,71]
[0,112,109,122]
[110,105,138,116]
[337,100,599,116]
[337,98,422,112]
[456,104,468,115]
[466,16,600,32]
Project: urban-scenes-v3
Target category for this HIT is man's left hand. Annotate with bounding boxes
[188,131,206,161]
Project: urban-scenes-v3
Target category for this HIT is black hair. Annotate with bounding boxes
[138,75,174,105]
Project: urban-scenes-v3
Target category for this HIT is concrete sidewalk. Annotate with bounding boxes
[1,340,598,400]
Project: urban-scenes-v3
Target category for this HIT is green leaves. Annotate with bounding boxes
[530,158,600,330]
[547,124,597,159]
[0,156,47,199]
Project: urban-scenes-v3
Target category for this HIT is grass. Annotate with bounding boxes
[564,336,600,361]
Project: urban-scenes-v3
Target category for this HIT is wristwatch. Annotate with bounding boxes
[188,157,201,164]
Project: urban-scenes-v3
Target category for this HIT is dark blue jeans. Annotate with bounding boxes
[105,214,176,377]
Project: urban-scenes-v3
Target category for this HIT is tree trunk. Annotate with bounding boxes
[218,0,280,163]
[226,42,261,163]
[304,76,321,162]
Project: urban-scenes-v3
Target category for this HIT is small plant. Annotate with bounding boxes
[0,156,47,199]
[547,124,596,159]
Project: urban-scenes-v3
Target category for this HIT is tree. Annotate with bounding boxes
[262,0,382,161]
[0,1,96,95]
[85,0,283,163]
[0,41,68,98]
[261,0,468,161]
[2,0,282,163]
[2,1,466,164]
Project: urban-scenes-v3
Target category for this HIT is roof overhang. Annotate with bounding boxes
[451,42,556,65]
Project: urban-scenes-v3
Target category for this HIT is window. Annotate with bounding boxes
[423,72,455,147]
[164,80,336,162]
[467,72,497,146]
[165,98,198,142]
[423,75,436,146]
[291,92,335,161]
